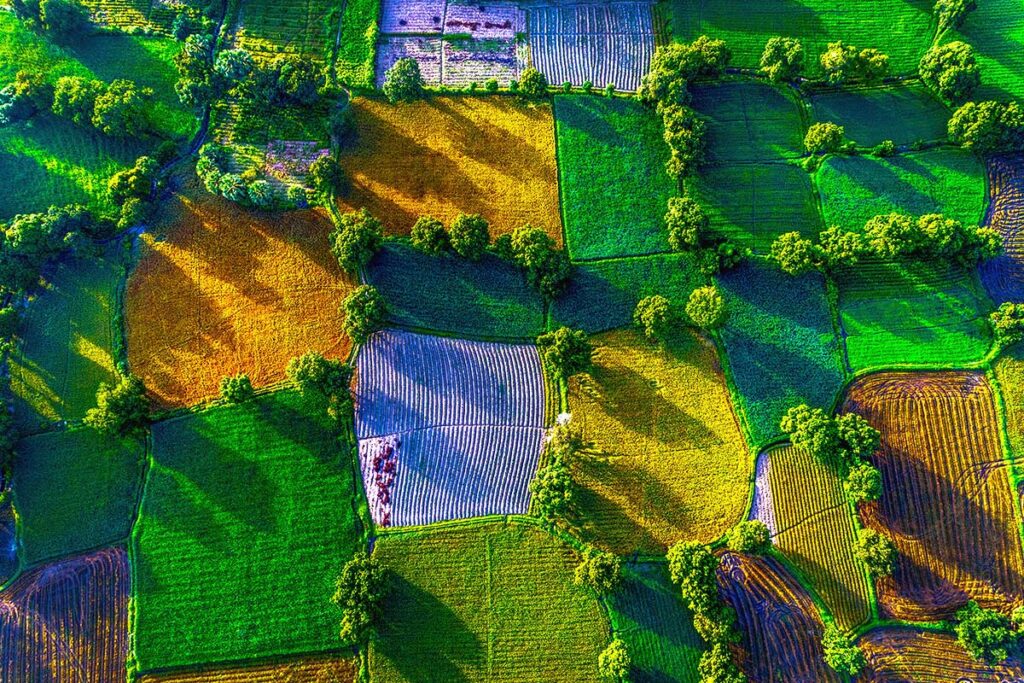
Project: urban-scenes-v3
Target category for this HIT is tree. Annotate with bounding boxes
[83,374,150,437]
[214,48,254,82]
[39,0,89,42]
[948,100,1024,154]
[247,179,275,209]
[330,208,383,273]
[410,215,448,255]
[638,36,730,107]
[341,285,386,344]
[661,104,707,179]
[935,0,977,34]
[117,197,153,232]
[804,122,845,154]
[108,156,158,205]
[598,638,631,681]
[667,541,720,612]
[817,226,864,270]
[852,528,896,578]
[919,41,979,104]
[218,173,248,203]
[698,642,747,683]
[92,79,150,137]
[449,213,490,260]
[536,327,592,381]
[219,373,254,403]
[275,56,323,105]
[822,623,866,675]
[844,463,882,503]
[634,295,673,342]
[835,412,880,462]
[665,196,708,251]
[529,459,575,523]
[863,212,922,259]
[0,71,53,124]
[173,33,216,114]
[508,225,571,298]
[760,36,803,82]
[382,58,424,103]
[52,76,103,126]
[771,231,817,275]
[333,551,387,646]
[955,601,1020,663]
[685,285,726,330]
[820,41,889,84]
[726,520,772,555]
[307,156,347,198]
[574,547,622,595]
[780,404,840,464]
[286,350,353,399]
[990,302,1024,347]
[692,602,741,646]
[519,67,549,98]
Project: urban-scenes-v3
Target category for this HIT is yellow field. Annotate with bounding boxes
[126,176,355,408]
[567,328,750,554]
[335,97,563,243]
[768,444,872,629]
[140,657,358,682]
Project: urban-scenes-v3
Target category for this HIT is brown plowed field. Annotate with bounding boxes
[857,627,1024,682]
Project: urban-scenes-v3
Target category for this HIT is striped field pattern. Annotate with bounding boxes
[355,329,546,526]
[527,3,656,91]
[979,155,1024,303]
[140,656,359,683]
[844,372,1024,620]
[749,451,777,535]
[0,547,129,683]
[857,627,1024,682]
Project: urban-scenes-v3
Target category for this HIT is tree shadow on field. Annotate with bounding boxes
[694,0,823,40]
[830,155,937,216]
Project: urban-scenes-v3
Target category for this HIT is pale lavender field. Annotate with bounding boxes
[376,36,444,86]
[749,450,777,536]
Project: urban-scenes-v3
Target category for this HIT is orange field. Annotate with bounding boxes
[717,551,839,682]
[335,97,563,242]
[0,547,129,681]
[843,371,1024,620]
[857,627,1024,682]
[141,656,358,682]
[126,177,356,407]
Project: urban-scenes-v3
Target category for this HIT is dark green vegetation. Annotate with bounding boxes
[12,426,144,564]
[808,84,951,147]
[133,390,363,671]
[335,0,381,88]
[690,80,805,162]
[554,95,677,260]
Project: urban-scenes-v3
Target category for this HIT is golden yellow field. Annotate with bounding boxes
[140,657,358,682]
[126,177,355,408]
[336,97,563,243]
[567,328,750,554]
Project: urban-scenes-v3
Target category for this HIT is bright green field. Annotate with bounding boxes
[690,80,805,162]
[368,521,607,682]
[952,0,1024,102]
[9,247,122,433]
[133,390,364,671]
[686,162,822,252]
[335,0,380,88]
[817,149,988,232]
[808,84,951,148]
[366,243,545,340]
[11,427,144,565]
[836,259,993,371]
[554,95,677,260]
[664,0,935,77]
[608,562,703,682]
[550,253,703,333]
[716,261,846,447]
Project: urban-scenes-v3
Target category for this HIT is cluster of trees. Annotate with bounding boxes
[758,37,889,85]
[218,373,254,403]
[955,600,1024,663]
[821,623,866,675]
[725,520,771,555]
[574,545,621,595]
[333,551,388,647]
[948,100,1024,154]
[536,327,592,383]
[529,416,586,526]
[330,207,384,273]
[632,287,727,342]
[598,637,631,682]
[108,155,161,231]
[382,57,552,103]
[12,0,89,44]
[341,284,386,345]
[286,350,354,421]
[663,197,747,276]
[919,41,979,104]
[84,373,151,438]
[990,302,1024,348]
[195,143,277,209]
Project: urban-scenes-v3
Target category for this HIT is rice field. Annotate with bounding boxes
[567,328,749,554]
[807,84,951,148]
[979,155,1024,303]
[690,80,805,163]
[857,627,1024,682]
[368,520,607,682]
[843,372,1024,621]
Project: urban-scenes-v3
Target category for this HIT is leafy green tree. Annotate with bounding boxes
[84,374,150,437]
[948,100,1024,154]
[852,528,896,578]
[804,122,845,154]
[117,197,154,232]
[692,602,741,646]
[218,173,248,203]
[667,540,720,613]
[333,551,388,646]
[935,0,977,34]
[246,179,275,209]
[383,58,424,103]
[173,33,217,114]
[536,327,592,381]
[275,56,323,105]
[771,231,817,275]
[410,215,448,255]
[820,41,889,84]
[638,36,730,106]
[519,67,549,98]
[307,156,347,198]
[760,36,804,82]
[633,295,673,342]
[835,412,880,462]
[529,459,575,523]
[864,212,922,259]
[685,285,726,330]
[665,196,708,251]
[919,41,979,104]
[598,638,631,681]
[780,404,840,464]
[661,104,707,179]
[330,208,383,273]
[214,48,254,82]
[955,601,1020,663]
[508,224,571,298]
[726,520,772,555]
[844,463,882,503]
[341,285,387,344]
[39,0,89,42]
[449,213,490,260]
[990,302,1024,347]
[698,642,747,683]
[92,79,150,137]
[52,76,103,126]
[574,547,622,595]
[108,156,158,205]
[0,71,53,124]
[817,226,864,270]
[219,373,254,403]
[822,623,866,675]
[286,350,353,400]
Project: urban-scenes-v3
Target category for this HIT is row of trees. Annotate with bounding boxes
[382,57,552,104]
[632,286,727,345]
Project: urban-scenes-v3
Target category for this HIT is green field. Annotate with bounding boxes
[11,427,144,565]
[133,390,364,671]
[9,247,123,433]
[608,562,703,682]
[550,253,704,333]
[335,0,380,88]
[554,95,677,260]
[808,84,951,148]
[717,262,846,447]
[817,149,988,232]
[368,521,607,682]
[952,0,1024,101]
[686,161,822,252]
[690,80,805,162]
[836,259,993,371]
[664,0,935,77]
[366,243,545,340]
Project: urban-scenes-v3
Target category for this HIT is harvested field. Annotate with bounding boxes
[567,328,749,553]
[607,561,703,682]
[979,155,1024,303]
[554,95,677,260]
[717,262,845,447]
[527,3,655,92]
[9,246,122,432]
[550,252,703,333]
[836,259,991,371]
[133,390,363,671]
[369,520,607,681]
[857,627,1024,682]
[843,372,1024,621]
[952,0,1024,102]
[817,149,988,233]
[807,84,950,148]
[125,179,355,408]
[355,329,545,526]
[375,36,444,85]
[140,656,359,683]
[335,97,562,239]
[768,444,872,629]
[365,243,545,340]
[717,551,840,683]
[995,345,1024,485]
[690,80,805,162]
[12,428,144,565]
[0,547,129,683]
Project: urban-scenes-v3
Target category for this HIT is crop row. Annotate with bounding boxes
[980,154,1024,303]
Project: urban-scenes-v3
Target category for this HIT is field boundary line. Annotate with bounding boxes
[985,366,1024,556]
